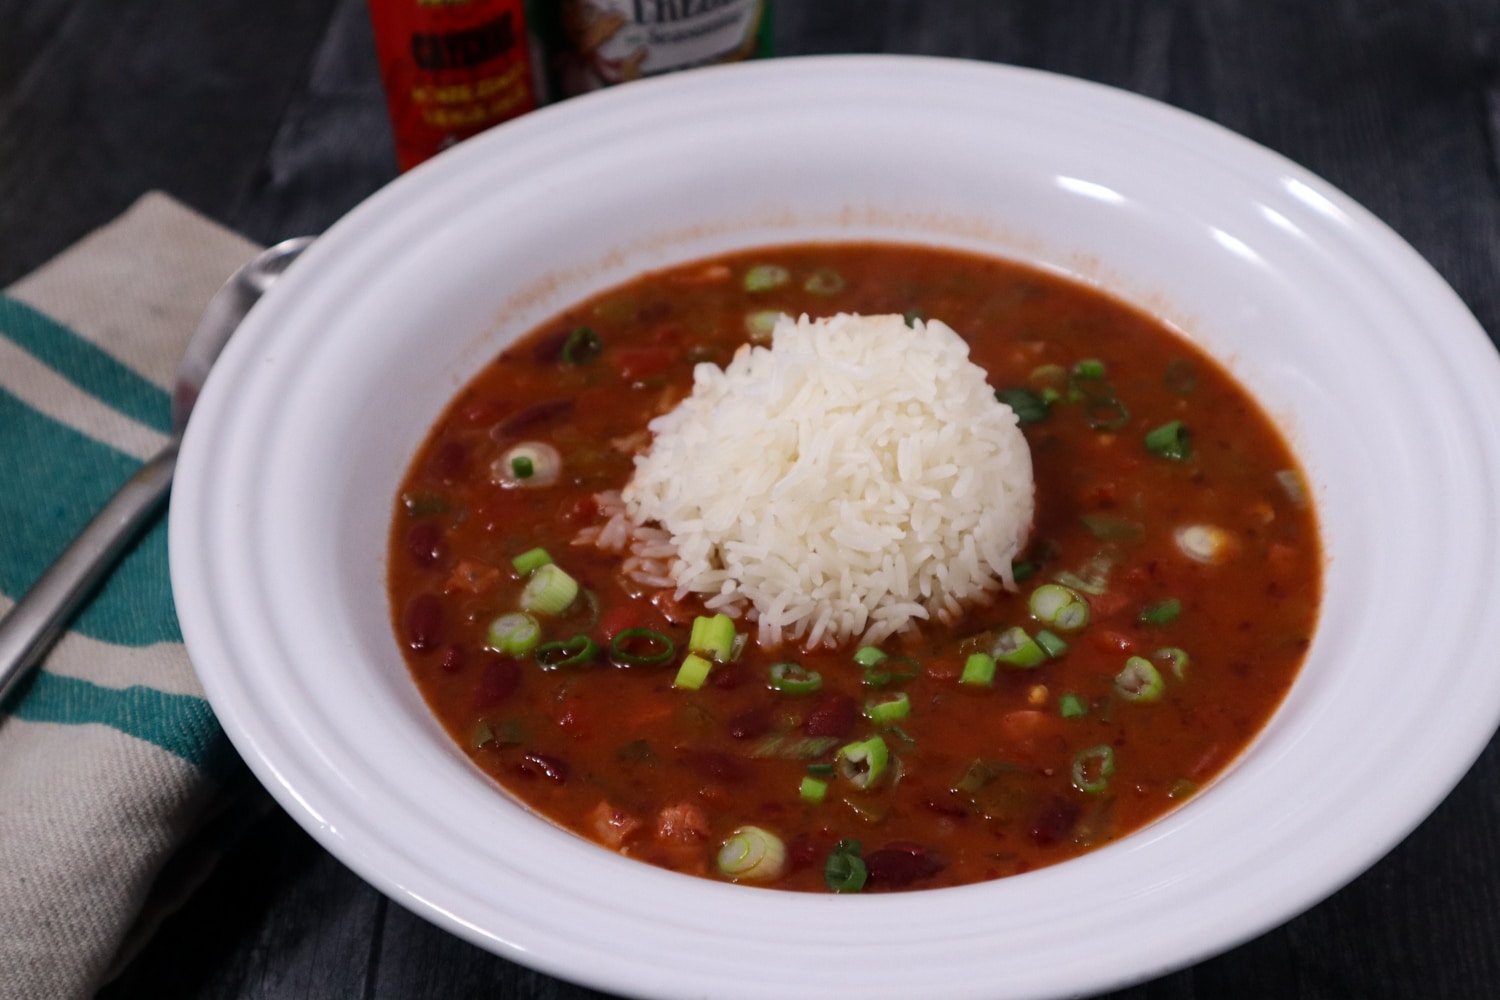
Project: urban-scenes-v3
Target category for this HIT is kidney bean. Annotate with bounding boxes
[473,656,521,708]
[865,843,944,888]
[1029,797,1082,847]
[403,593,443,652]
[726,706,773,740]
[493,398,572,438]
[802,693,857,739]
[406,521,444,567]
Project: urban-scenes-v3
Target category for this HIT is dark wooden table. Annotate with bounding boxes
[5,1,1500,997]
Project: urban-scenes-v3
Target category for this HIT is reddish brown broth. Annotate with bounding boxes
[388,243,1321,892]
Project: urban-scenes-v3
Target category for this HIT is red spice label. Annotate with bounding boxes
[368,0,539,171]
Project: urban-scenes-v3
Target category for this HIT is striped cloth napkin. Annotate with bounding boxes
[0,193,265,999]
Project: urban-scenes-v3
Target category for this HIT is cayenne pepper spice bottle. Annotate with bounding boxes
[531,0,773,98]
[368,0,541,171]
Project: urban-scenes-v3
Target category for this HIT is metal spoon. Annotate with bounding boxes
[0,235,314,703]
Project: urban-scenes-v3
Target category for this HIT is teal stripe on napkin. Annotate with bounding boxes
[0,296,173,435]
[0,386,179,646]
[2,671,218,767]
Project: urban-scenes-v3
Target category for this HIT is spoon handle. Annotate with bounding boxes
[0,441,178,705]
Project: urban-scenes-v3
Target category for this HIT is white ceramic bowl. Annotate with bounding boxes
[170,56,1500,1000]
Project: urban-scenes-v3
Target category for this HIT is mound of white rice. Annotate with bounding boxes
[616,312,1034,648]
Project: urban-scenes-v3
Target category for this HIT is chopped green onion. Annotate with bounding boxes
[485,612,541,656]
[902,309,923,326]
[769,661,823,695]
[1035,629,1069,659]
[493,442,561,488]
[864,692,912,723]
[806,762,835,776]
[1175,524,1232,563]
[561,326,602,365]
[1029,363,1068,391]
[471,721,495,748]
[1154,646,1191,680]
[837,736,890,790]
[609,627,675,667]
[519,563,579,615]
[1145,420,1192,461]
[1080,513,1144,542]
[1139,597,1182,625]
[803,267,845,295]
[716,825,787,881]
[748,734,840,759]
[861,654,920,687]
[688,613,736,661]
[853,646,887,668]
[744,309,781,342]
[1058,693,1088,719]
[510,547,553,576]
[1084,396,1131,430]
[1071,744,1116,794]
[960,652,997,687]
[825,839,867,893]
[1012,559,1038,583]
[673,652,713,690]
[995,387,1050,424]
[992,626,1045,668]
[799,776,829,803]
[1072,358,1107,380]
[1029,583,1090,632]
[743,264,790,291]
[1114,656,1165,702]
[534,634,598,669]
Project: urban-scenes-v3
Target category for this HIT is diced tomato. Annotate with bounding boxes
[1085,589,1131,619]
[1088,628,1138,654]
[598,605,643,640]
[442,558,500,595]
[588,801,643,848]
[656,802,710,843]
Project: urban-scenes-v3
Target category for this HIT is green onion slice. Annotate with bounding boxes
[1114,656,1165,702]
[743,264,790,291]
[1059,693,1088,719]
[803,267,845,295]
[673,652,713,690]
[716,825,787,881]
[688,613,737,661]
[992,626,1045,668]
[837,736,890,790]
[744,309,782,342]
[1145,420,1193,461]
[1072,358,1107,380]
[864,692,912,724]
[825,839,868,893]
[1035,629,1069,659]
[853,646,887,668]
[1139,597,1183,625]
[609,627,675,667]
[799,776,829,803]
[769,661,823,695]
[861,654,919,687]
[1154,646,1191,680]
[960,652,996,687]
[1072,744,1116,794]
[561,326,602,365]
[1029,583,1091,632]
[519,562,579,615]
[534,634,598,669]
[510,546,553,576]
[995,387,1050,424]
[485,612,541,656]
